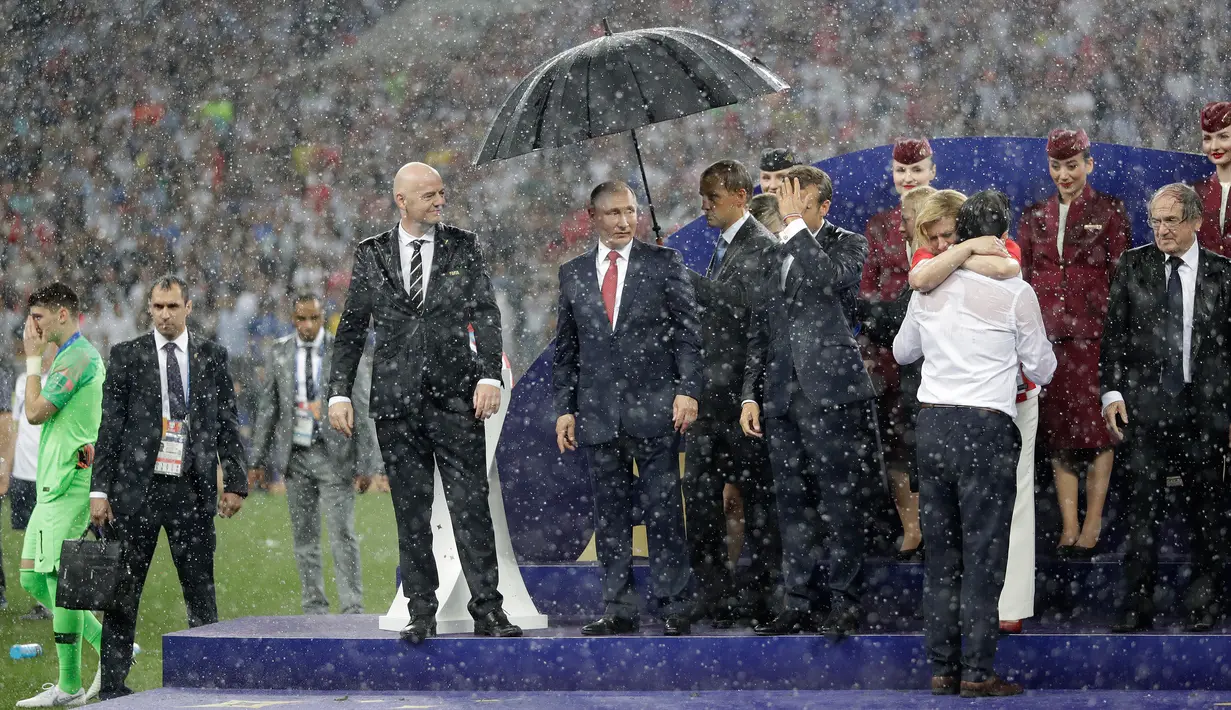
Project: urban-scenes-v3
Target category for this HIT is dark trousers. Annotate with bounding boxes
[683,416,780,615]
[101,476,218,697]
[1119,386,1229,619]
[585,432,691,619]
[766,394,876,613]
[917,406,1019,683]
[375,400,502,619]
[9,477,37,529]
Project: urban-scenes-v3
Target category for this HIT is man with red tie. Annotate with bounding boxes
[1195,101,1231,256]
[553,181,702,636]
[861,137,937,559]
[1018,129,1129,558]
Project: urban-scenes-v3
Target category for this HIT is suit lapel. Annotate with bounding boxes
[714,218,753,281]
[616,240,646,333]
[138,333,162,415]
[1192,250,1218,360]
[380,224,421,311]
[187,332,205,422]
[786,223,824,301]
[425,225,448,308]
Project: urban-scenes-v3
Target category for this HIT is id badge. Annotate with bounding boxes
[155,419,187,476]
[293,404,316,448]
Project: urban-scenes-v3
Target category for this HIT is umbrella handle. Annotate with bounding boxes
[629,128,664,246]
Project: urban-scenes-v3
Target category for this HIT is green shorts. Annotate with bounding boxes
[22,494,90,574]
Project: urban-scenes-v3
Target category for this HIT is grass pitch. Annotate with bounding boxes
[0,491,400,706]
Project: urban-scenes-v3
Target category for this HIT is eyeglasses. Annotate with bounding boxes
[1148,216,1187,231]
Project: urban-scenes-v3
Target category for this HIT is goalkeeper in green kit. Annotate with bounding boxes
[16,284,105,708]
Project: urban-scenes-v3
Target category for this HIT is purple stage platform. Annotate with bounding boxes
[97,687,1231,709]
[161,614,1231,693]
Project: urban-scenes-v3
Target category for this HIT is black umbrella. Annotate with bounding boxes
[475,21,789,242]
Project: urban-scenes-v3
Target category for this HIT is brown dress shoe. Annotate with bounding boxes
[930,675,959,695]
[960,675,1024,698]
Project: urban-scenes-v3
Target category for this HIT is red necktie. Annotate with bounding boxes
[602,250,620,324]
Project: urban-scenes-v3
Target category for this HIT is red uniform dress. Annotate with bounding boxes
[1193,173,1231,257]
[862,204,912,463]
[1017,185,1129,450]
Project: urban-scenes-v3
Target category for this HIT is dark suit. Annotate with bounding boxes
[684,216,781,618]
[1100,244,1231,621]
[553,238,702,619]
[329,222,504,619]
[92,333,247,698]
[744,220,881,616]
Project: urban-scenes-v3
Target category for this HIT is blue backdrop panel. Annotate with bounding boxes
[498,137,1213,564]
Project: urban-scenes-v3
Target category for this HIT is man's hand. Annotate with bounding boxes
[1103,400,1128,442]
[23,315,48,358]
[962,236,1011,258]
[247,468,266,489]
[740,401,763,438]
[777,177,808,221]
[218,492,244,518]
[90,497,114,527]
[473,383,501,420]
[556,414,577,453]
[355,474,372,493]
[329,401,354,438]
[673,395,699,433]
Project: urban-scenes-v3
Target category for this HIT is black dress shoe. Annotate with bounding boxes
[474,609,523,637]
[1067,545,1097,560]
[753,609,820,636]
[1055,544,1075,559]
[706,606,740,629]
[581,615,639,636]
[820,605,862,641]
[1186,611,1216,633]
[663,615,691,636]
[400,616,437,644]
[1111,610,1153,633]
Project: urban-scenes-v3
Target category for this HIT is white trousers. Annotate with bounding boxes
[998,393,1038,621]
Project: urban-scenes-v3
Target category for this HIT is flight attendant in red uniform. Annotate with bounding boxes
[861,138,936,558]
[1017,128,1129,558]
[1195,101,1231,257]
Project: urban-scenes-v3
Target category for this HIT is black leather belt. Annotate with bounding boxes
[920,403,1005,416]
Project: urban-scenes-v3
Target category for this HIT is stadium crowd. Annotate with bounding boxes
[0,0,1227,390]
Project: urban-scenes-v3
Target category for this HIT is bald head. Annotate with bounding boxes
[393,162,446,232]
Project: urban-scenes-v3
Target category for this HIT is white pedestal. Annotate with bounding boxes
[378,364,549,634]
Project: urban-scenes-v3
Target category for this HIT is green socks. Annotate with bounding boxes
[20,569,102,695]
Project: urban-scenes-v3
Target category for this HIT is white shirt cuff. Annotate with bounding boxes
[780,219,808,243]
[1100,391,1124,410]
[477,378,503,388]
[328,396,352,406]
[90,492,108,500]
[741,399,759,407]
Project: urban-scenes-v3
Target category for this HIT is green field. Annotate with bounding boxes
[0,491,400,706]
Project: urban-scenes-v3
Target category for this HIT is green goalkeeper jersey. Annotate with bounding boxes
[35,332,104,504]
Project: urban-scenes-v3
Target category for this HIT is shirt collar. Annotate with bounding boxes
[154,328,189,353]
[1164,240,1200,270]
[296,329,325,349]
[720,212,751,244]
[398,223,435,245]
[597,239,635,262]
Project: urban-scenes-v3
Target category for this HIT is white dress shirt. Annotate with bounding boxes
[93,329,190,500]
[1101,241,1198,410]
[295,329,325,404]
[1056,202,1070,258]
[154,328,191,421]
[777,218,828,290]
[398,223,435,299]
[894,270,1056,417]
[11,375,45,482]
[596,239,635,328]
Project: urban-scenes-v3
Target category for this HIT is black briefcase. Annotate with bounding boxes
[57,528,124,611]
